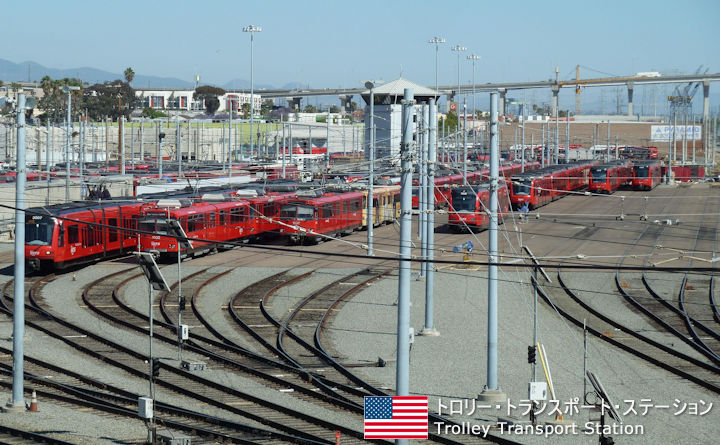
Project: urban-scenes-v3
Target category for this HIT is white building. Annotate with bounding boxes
[134,88,264,113]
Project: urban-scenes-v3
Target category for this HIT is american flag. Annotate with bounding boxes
[364,396,428,439]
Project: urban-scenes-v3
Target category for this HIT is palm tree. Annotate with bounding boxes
[124,67,135,84]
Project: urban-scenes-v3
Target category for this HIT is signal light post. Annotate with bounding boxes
[135,252,169,444]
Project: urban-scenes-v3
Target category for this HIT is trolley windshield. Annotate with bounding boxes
[591,169,607,182]
[138,217,170,235]
[25,217,54,246]
[634,166,650,178]
[279,204,315,221]
[451,191,476,212]
[512,180,532,196]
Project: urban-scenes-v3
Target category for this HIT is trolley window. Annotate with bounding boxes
[321,204,333,219]
[67,225,79,244]
[108,218,118,243]
[280,204,315,221]
[187,214,204,232]
[25,219,54,246]
[230,207,247,224]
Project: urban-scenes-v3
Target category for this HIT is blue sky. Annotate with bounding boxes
[4,0,720,111]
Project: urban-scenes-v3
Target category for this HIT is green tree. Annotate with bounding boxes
[82,80,136,121]
[141,107,167,119]
[303,104,318,113]
[124,67,135,84]
[37,77,83,124]
[194,85,225,115]
[241,102,250,119]
[260,99,274,116]
[440,111,458,134]
[329,105,340,114]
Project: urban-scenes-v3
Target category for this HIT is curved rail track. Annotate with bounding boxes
[0,275,364,444]
[531,187,720,395]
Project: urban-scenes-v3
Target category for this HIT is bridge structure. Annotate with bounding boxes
[255,72,720,122]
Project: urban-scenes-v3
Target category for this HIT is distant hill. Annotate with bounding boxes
[0,58,197,89]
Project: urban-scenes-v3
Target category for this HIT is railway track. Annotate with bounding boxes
[0,351,316,445]
[531,186,720,395]
[0,274,368,444]
[640,194,720,366]
[0,423,77,445]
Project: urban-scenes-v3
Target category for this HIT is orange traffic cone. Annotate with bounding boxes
[28,390,38,412]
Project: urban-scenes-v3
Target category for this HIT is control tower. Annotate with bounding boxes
[362,78,438,162]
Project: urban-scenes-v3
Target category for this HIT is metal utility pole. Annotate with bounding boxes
[281,123,286,179]
[365,82,376,256]
[158,126,165,178]
[451,45,466,109]
[554,103,559,164]
[554,67,559,164]
[420,97,439,337]
[326,108,330,170]
[78,118,83,181]
[228,101,233,177]
[420,103,429,277]
[615,136,619,160]
[541,123,545,167]
[692,115,696,164]
[468,54,481,150]
[62,86,79,202]
[479,91,506,403]
[9,94,26,412]
[521,104,525,172]
[130,121,135,170]
[566,110,570,161]
[243,25,262,158]
[606,121,611,163]
[396,89,415,445]
[417,111,425,240]
[463,99,468,183]
[105,118,109,168]
[428,36,445,101]
[46,118,51,205]
[120,115,125,175]
[177,117,183,178]
[139,121,144,163]
[682,110,687,165]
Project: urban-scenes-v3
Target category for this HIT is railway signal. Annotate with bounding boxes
[151,358,161,378]
[527,345,536,364]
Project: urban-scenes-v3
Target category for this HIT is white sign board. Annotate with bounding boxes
[651,125,701,142]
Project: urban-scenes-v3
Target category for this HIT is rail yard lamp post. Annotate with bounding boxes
[428,36,445,99]
[452,45,466,168]
[467,54,481,150]
[243,25,262,159]
[451,44,467,106]
[365,81,376,256]
[62,85,80,202]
